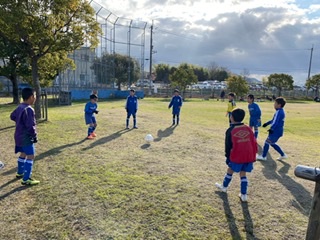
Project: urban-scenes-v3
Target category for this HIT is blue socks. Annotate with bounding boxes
[88,126,94,136]
[241,176,248,194]
[23,159,34,181]
[17,157,25,174]
[223,173,233,188]
[271,143,284,156]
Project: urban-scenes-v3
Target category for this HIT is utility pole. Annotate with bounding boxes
[149,20,153,81]
[307,44,314,81]
[149,20,154,95]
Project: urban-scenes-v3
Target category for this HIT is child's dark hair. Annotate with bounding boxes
[130,89,135,92]
[22,87,34,101]
[228,92,235,98]
[231,108,245,122]
[247,94,254,101]
[90,94,98,100]
[275,97,286,108]
[174,89,179,93]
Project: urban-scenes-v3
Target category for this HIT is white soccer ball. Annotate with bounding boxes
[0,161,4,170]
[145,134,154,142]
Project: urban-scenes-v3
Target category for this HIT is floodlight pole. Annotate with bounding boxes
[148,20,154,95]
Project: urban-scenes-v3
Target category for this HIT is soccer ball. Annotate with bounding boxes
[145,134,154,142]
[0,161,4,170]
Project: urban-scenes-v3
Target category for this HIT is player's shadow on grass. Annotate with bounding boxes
[257,144,312,216]
[154,125,177,142]
[0,125,15,132]
[216,191,242,239]
[0,185,32,201]
[240,202,257,239]
[81,128,132,150]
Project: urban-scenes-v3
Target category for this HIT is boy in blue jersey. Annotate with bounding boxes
[84,94,99,139]
[168,89,183,125]
[125,89,138,129]
[10,87,40,185]
[247,94,261,138]
[257,97,287,161]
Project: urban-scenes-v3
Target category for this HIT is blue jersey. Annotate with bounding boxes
[248,102,261,125]
[84,101,98,124]
[126,95,138,113]
[265,108,285,136]
[169,95,183,114]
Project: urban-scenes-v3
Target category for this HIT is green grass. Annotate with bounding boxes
[1,97,320,239]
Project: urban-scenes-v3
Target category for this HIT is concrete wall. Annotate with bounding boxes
[70,89,144,100]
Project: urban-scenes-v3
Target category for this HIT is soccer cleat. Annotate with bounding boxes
[256,154,267,161]
[16,173,24,179]
[277,154,288,160]
[239,193,248,202]
[125,126,129,129]
[215,182,227,192]
[133,126,138,129]
[87,135,94,140]
[91,132,97,137]
[21,178,40,185]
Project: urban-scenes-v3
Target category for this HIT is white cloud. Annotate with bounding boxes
[92,0,320,84]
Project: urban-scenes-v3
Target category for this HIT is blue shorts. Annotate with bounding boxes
[228,162,254,173]
[15,145,35,155]
[85,115,96,125]
[267,133,282,143]
[249,119,261,128]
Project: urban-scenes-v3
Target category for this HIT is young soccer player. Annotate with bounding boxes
[226,92,236,125]
[168,89,183,125]
[125,89,138,129]
[257,97,287,161]
[247,94,261,138]
[10,87,40,185]
[215,108,257,202]
[84,94,99,139]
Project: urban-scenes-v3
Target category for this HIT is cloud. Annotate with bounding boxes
[92,0,320,84]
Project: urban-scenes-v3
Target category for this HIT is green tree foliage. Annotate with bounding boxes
[266,73,294,97]
[207,62,229,81]
[0,0,100,119]
[91,53,140,90]
[306,74,320,97]
[169,63,197,96]
[0,38,30,104]
[154,64,170,83]
[226,75,249,98]
[193,66,209,82]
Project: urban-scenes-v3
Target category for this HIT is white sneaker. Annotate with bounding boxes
[277,154,288,160]
[256,154,267,161]
[239,193,248,202]
[215,182,227,192]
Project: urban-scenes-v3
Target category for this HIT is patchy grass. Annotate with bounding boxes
[0,97,319,239]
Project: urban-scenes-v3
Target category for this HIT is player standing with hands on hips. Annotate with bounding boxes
[168,89,183,126]
[10,87,40,185]
[125,89,138,129]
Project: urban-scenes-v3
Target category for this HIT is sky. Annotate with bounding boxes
[92,0,320,85]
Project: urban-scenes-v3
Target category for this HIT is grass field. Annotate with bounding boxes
[0,96,319,240]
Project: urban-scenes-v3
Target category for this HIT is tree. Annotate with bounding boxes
[193,66,209,82]
[207,62,229,81]
[306,74,320,97]
[169,63,197,97]
[154,64,170,83]
[226,75,249,98]
[0,37,30,104]
[0,0,100,119]
[91,53,140,90]
[266,73,294,97]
